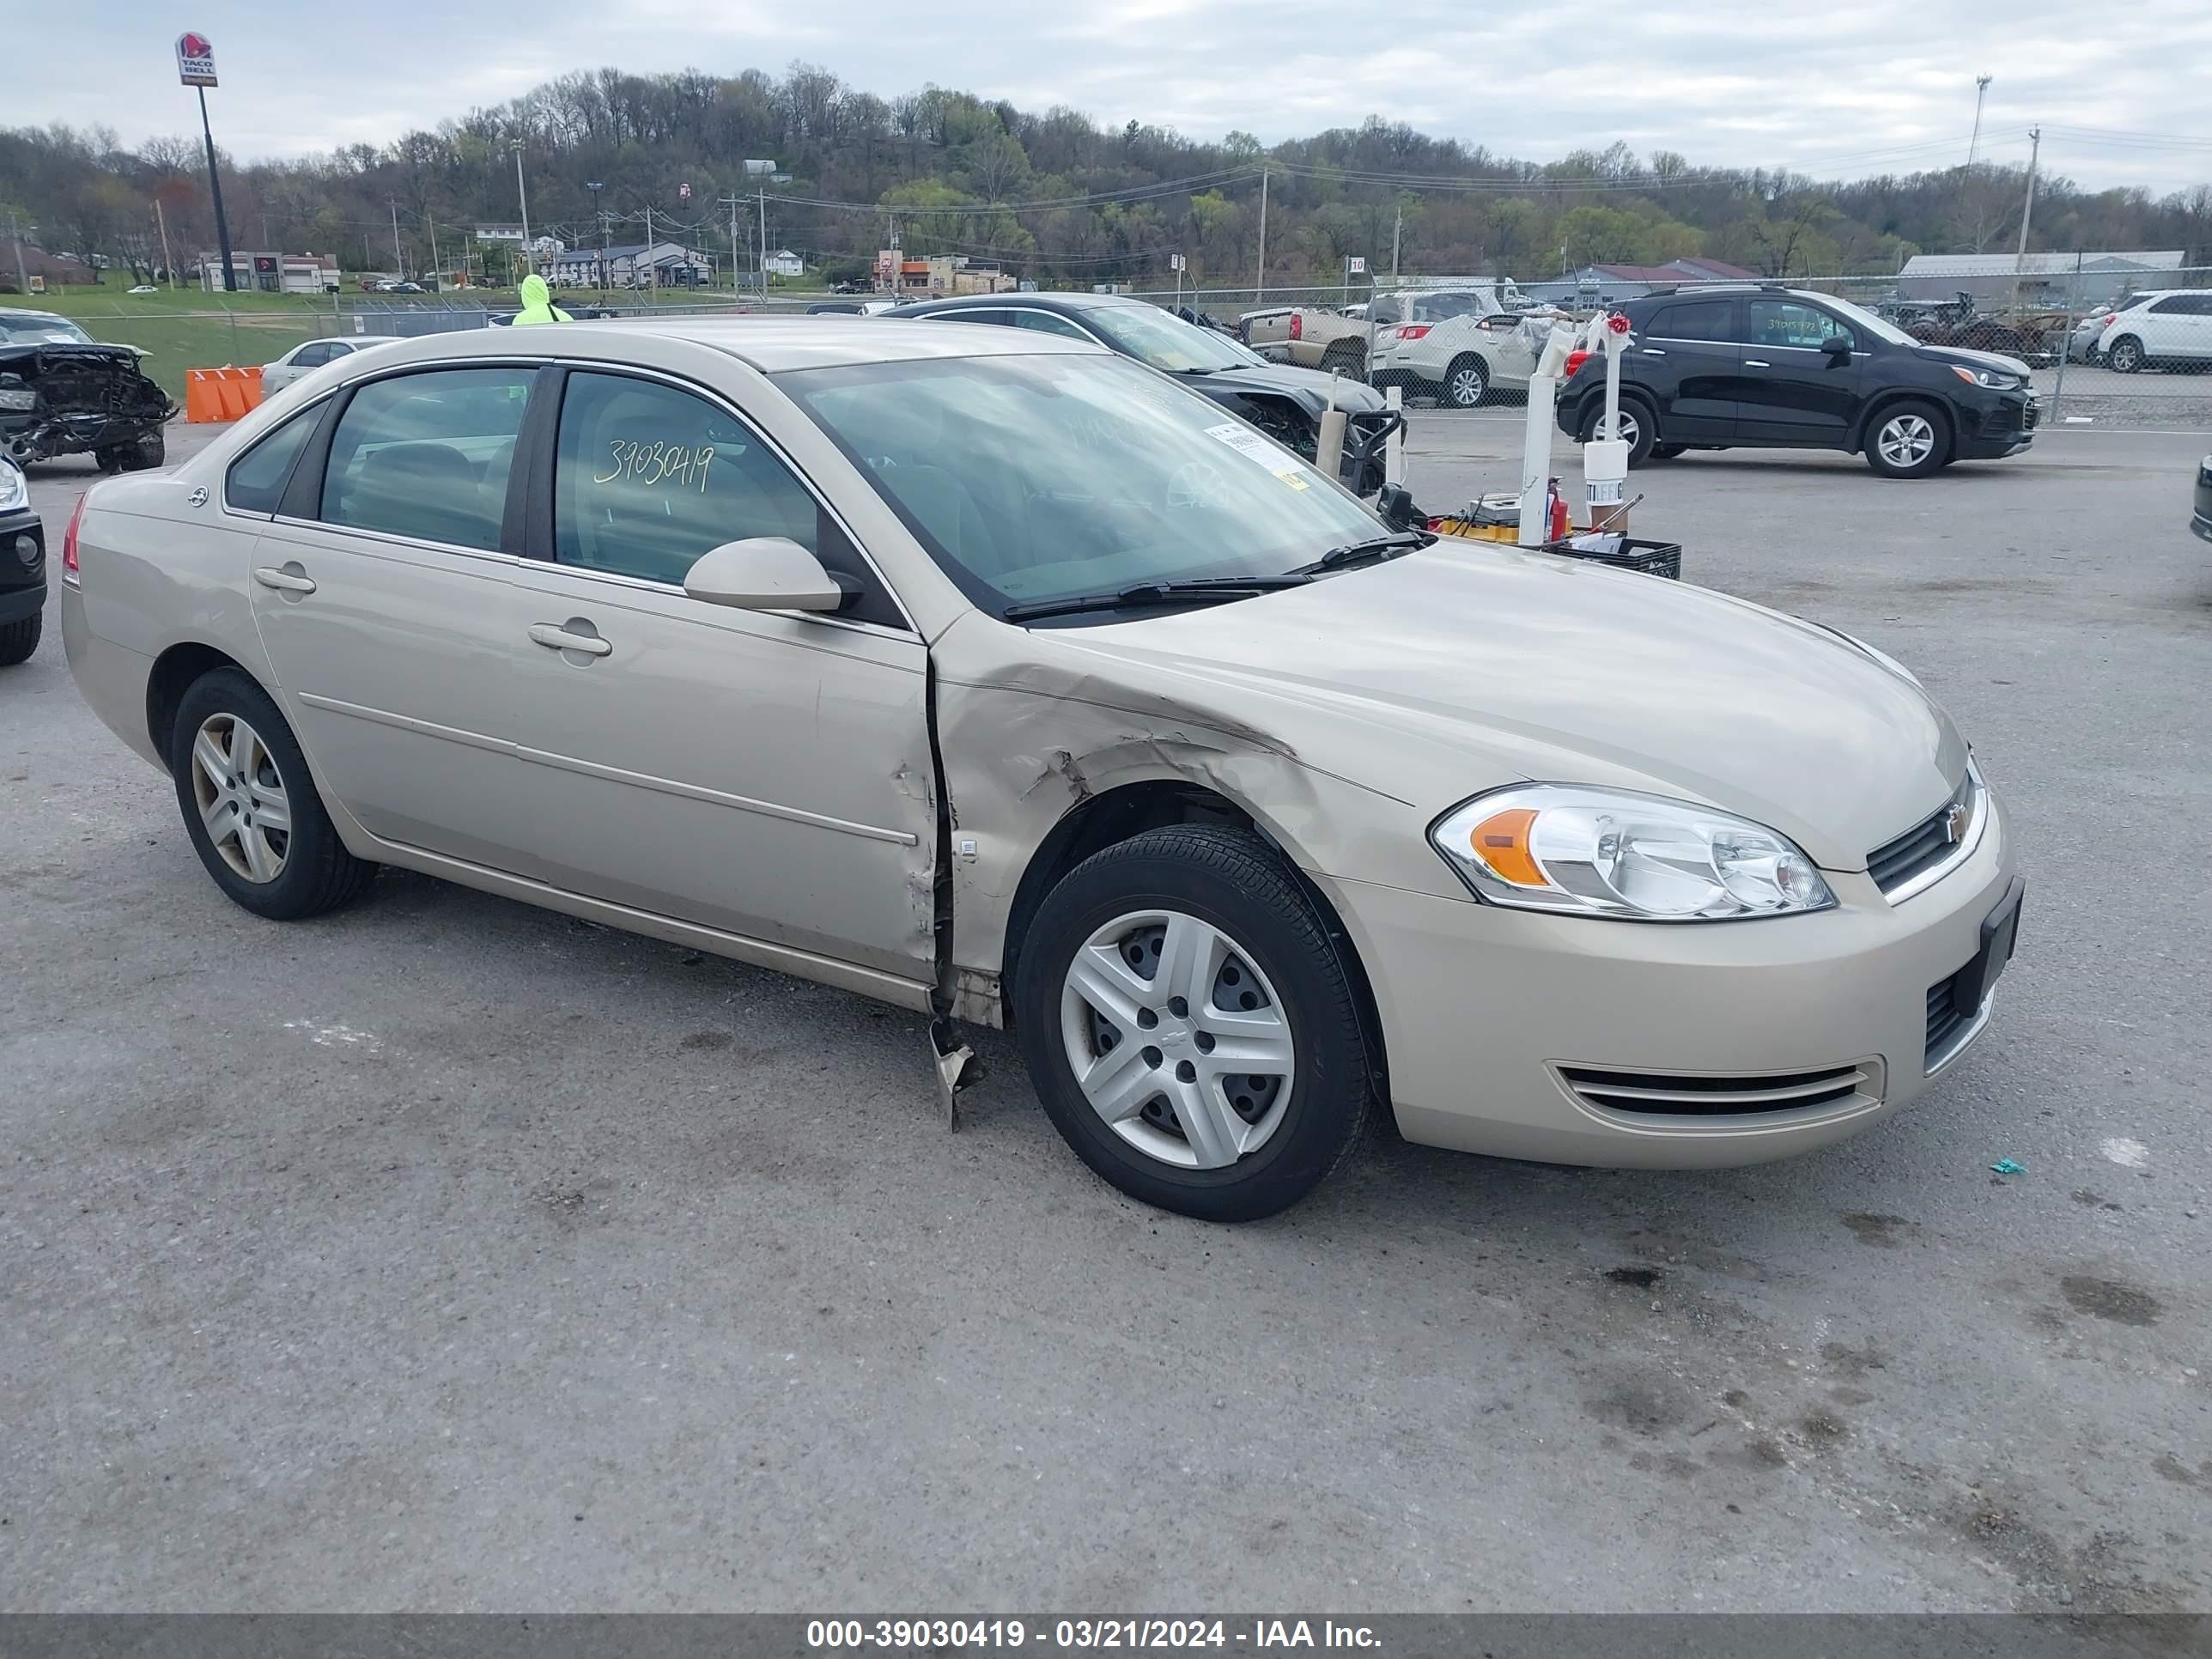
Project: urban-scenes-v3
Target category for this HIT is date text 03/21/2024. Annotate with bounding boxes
[805,1620,1382,1650]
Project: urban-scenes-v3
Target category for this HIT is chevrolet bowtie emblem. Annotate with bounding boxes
[1942,801,1968,844]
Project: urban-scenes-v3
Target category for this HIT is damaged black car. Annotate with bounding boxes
[0,310,173,472]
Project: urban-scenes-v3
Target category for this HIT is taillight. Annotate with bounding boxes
[61,493,86,584]
[1564,349,1591,378]
[1395,324,1431,341]
[1289,313,1303,341]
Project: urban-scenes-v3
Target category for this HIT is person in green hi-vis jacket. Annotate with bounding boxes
[512,273,572,325]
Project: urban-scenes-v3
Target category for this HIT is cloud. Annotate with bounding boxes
[21,0,2212,193]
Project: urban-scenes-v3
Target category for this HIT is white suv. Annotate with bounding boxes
[2096,290,2212,374]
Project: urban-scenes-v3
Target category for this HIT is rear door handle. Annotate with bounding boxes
[1743,358,1771,368]
[1640,347,1667,356]
[529,622,612,657]
[252,564,316,594]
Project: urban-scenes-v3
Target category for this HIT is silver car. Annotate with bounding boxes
[260,335,400,394]
[60,319,2021,1220]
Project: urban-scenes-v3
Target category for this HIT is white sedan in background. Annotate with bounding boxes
[261,336,400,395]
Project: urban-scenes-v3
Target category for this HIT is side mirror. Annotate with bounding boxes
[683,537,846,613]
[1821,335,1855,357]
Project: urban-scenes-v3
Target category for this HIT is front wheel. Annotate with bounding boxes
[169,666,376,920]
[1580,399,1656,466]
[2105,336,2144,374]
[1012,826,1374,1222]
[1864,401,1951,478]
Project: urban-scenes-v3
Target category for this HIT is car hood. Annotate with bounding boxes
[1034,544,1966,870]
[1914,343,2034,379]
[1189,361,1389,415]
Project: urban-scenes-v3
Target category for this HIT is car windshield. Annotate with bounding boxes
[780,352,1382,619]
[0,313,94,345]
[1081,302,1266,374]
[1818,295,1915,348]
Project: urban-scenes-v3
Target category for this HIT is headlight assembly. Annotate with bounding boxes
[0,459,27,514]
[1948,365,2019,390]
[1431,786,1836,921]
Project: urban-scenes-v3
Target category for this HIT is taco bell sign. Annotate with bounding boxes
[177,33,218,88]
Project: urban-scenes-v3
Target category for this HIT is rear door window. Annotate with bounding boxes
[1646,300,1735,342]
[1747,300,1844,349]
[1013,310,1096,341]
[934,309,1013,327]
[318,367,533,550]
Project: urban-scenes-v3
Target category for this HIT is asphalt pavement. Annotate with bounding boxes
[3,417,2208,1613]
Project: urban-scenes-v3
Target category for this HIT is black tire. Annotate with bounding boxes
[1320,343,1365,378]
[1012,825,1374,1223]
[121,428,166,471]
[0,611,39,666]
[1863,398,1952,479]
[93,446,125,474]
[2106,336,2145,374]
[1442,354,1489,409]
[1648,442,1687,460]
[168,665,375,921]
[1580,398,1656,466]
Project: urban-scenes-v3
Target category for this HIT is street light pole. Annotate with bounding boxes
[1967,74,1994,167]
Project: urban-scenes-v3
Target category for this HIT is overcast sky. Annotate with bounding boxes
[24,1,2212,197]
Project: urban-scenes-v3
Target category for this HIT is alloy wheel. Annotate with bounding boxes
[189,713,292,884]
[1877,413,1936,470]
[1448,364,1486,407]
[1059,908,1297,1170]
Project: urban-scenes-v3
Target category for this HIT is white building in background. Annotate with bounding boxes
[1898,251,2186,308]
[200,252,339,295]
[764,248,805,278]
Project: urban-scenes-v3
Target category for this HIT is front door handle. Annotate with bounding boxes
[1640,347,1667,356]
[529,621,612,658]
[1743,358,1771,368]
[252,563,316,594]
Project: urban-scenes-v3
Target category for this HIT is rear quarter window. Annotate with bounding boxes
[223,404,324,516]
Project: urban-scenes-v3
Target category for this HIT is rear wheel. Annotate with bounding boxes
[1864,400,1951,478]
[169,666,375,920]
[2106,336,2145,374]
[1580,398,1656,466]
[1320,342,1365,379]
[0,612,40,666]
[1443,355,1489,408]
[1013,825,1373,1222]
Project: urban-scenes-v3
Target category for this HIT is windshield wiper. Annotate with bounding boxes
[1003,575,1310,623]
[1288,530,1430,576]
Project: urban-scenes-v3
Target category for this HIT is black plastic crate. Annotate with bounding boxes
[1540,535,1683,580]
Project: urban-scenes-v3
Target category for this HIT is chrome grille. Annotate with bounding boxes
[1868,769,1984,902]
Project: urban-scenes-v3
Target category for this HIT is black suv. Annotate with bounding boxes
[1559,285,2038,478]
[0,457,45,665]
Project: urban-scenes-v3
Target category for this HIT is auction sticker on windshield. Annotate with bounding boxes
[1204,422,1311,489]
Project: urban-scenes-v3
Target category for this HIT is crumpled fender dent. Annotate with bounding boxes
[928,611,1456,1029]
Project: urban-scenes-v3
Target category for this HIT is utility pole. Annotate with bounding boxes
[2010,125,2041,313]
[153,200,175,288]
[428,214,441,285]
[198,85,235,290]
[390,200,403,278]
[1254,166,1268,302]
[1391,204,1403,286]
[512,139,530,281]
[586,181,605,292]
[6,210,28,298]
[721,195,742,294]
[760,186,769,301]
[1967,75,1993,167]
[645,204,654,292]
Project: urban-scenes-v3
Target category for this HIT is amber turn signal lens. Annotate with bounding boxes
[1468,806,1547,888]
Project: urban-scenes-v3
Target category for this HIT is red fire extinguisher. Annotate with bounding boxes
[1546,477,1569,543]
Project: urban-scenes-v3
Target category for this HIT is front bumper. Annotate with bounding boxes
[1949,388,2037,459]
[1316,788,2019,1168]
[1,505,44,623]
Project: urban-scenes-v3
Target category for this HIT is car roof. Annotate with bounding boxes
[897,291,1128,313]
[324,314,1103,374]
[0,308,70,323]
